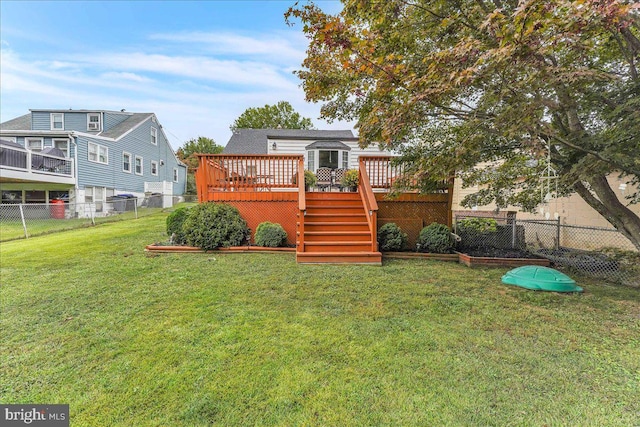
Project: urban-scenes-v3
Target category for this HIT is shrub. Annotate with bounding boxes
[182,202,249,250]
[166,207,190,244]
[255,222,288,247]
[417,222,454,253]
[456,217,499,249]
[292,170,317,189]
[341,169,360,189]
[377,223,408,252]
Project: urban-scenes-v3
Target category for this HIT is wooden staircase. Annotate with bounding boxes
[296,192,382,265]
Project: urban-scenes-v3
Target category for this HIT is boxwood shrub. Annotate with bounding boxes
[377,223,408,252]
[417,222,454,253]
[255,222,288,247]
[182,202,249,250]
[166,206,190,244]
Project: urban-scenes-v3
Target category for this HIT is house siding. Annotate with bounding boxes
[76,118,185,195]
[31,112,51,130]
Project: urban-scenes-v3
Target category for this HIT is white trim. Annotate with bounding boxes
[135,155,143,175]
[88,142,108,165]
[1,136,17,143]
[122,151,132,173]
[113,114,153,141]
[150,160,158,176]
[50,113,64,130]
[87,113,102,131]
[53,138,70,157]
[25,137,44,152]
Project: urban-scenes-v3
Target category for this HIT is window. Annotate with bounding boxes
[51,113,64,130]
[135,156,143,175]
[173,168,179,183]
[53,139,69,157]
[342,152,349,170]
[1,190,22,204]
[87,113,101,131]
[123,152,132,173]
[2,136,16,143]
[85,186,106,212]
[150,127,157,145]
[26,138,44,152]
[307,151,315,171]
[25,190,46,204]
[151,160,158,176]
[88,142,108,164]
[319,150,339,169]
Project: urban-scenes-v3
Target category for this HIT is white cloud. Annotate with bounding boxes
[100,72,153,83]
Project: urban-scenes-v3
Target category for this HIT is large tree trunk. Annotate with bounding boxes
[573,175,640,251]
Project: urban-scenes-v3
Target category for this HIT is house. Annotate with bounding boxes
[196,128,453,264]
[0,109,187,212]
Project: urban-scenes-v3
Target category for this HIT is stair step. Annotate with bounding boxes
[306,193,360,200]
[304,231,371,242]
[302,241,374,253]
[306,199,362,207]
[296,251,382,265]
[306,205,365,213]
[304,223,370,232]
[305,214,367,223]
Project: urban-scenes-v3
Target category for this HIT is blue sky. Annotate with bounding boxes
[0,0,347,149]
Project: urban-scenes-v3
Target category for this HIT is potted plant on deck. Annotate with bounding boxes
[341,169,359,191]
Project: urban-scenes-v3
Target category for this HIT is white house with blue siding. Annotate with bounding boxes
[0,109,186,210]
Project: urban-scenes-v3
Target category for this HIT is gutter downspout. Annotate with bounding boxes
[69,132,79,202]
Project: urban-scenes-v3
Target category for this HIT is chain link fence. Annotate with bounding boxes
[454,215,639,287]
[0,194,186,242]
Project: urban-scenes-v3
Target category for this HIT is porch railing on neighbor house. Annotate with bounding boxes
[0,145,74,178]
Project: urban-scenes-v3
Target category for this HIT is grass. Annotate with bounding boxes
[1,212,639,426]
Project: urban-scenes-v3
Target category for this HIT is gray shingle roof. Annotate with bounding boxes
[0,114,31,131]
[101,113,154,139]
[223,129,356,154]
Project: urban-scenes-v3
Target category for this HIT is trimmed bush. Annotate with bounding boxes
[182,202,249,250]
[166,207,190,244]
[255,222,288,247]
[417,222,454,253]
[341,169,359,189]
[378,223,408,252]
[292,170,317,189]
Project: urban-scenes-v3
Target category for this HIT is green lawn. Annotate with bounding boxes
[1,212,638,426]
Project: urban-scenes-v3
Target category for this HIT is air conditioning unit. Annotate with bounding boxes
[88,122,99,130]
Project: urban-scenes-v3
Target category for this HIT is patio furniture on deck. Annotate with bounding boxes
[316,167,332,191]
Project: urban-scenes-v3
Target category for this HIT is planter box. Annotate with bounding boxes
[145,244,295,254]
[456,251,551,268]
[384,252,459,262]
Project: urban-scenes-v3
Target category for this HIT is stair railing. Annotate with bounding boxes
[297,157,306,253]
[358,159,379,252]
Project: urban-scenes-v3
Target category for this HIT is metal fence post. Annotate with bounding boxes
[512,218,517,249]
[134,198,138,219]
[19,204,28,238]
[555,217,561,249]
[91,204,95,225]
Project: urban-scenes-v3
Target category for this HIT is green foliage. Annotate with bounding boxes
[287,0,640,249]
[341,169,359,189]
[177,136,223,195]
[377,222,408,252]
[254,222,288,247]
[457,218,498,234]
[166,207,190,244]
[230,101,315,131]
[417,223,454,253]
[182,202,249,250]
[293,170,318,188]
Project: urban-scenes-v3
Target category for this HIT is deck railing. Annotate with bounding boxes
[359,156,402,189]
[195,154,303,201]
[0,145,74,178]
[359,158,379,252]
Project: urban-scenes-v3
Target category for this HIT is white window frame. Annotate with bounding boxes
[88,142,108,165]
[53,138,69,157]
[26,137,44,152]
[135,155,143,175]
[51,113,64,130]
[173,168,179,183]
[150,160,158,176]
[122,152,132,173]
[2,136,17,143]
[150,127,157,145]
[87,113,102,131]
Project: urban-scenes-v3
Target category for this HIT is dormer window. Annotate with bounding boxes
[51,113,64,130]
[151,127,157,145]
[87,113,102,131]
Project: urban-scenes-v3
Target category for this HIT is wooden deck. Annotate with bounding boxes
[195,154,452,264]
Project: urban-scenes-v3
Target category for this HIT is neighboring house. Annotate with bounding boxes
[0,109,187,211]
[224,128,390,173]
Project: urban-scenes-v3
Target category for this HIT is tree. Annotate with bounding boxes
[230,101,315,131]
[177,136,223,194]
[287,0,640,249]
